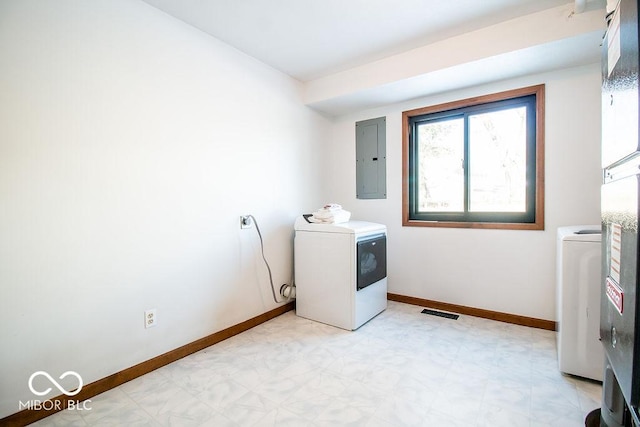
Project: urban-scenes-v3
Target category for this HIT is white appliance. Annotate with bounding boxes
[294,216,387,330]
[556,225,604,381]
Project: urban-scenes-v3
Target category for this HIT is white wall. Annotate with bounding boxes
[327,64,602,322]
[0,0,329,417]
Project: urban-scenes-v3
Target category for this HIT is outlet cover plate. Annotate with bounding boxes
[145,309,157,328]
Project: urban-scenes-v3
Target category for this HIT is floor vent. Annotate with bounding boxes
[421,308,459,320]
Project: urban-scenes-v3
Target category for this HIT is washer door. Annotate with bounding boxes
[357,234,386,290]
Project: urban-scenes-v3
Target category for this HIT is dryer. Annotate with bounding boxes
[294,216,387,330]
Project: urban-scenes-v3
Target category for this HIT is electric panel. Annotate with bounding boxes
[356,117,386,199]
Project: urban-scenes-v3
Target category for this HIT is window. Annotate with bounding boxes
[402,85,544,230]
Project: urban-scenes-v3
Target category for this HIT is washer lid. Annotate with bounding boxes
[557,225,602,242]
[294,216,386,234]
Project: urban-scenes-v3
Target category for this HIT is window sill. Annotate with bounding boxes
[402,218,544,230]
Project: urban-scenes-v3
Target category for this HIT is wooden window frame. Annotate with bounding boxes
[402,84,545,230]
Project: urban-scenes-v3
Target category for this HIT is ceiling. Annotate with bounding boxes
[140,0,608,115]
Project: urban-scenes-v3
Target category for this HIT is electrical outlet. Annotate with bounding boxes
[240,215,253,229]
[145,309,157,328]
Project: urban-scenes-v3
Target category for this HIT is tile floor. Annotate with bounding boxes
[31,301,602,426]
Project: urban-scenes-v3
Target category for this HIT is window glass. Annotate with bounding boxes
[468,107,527,212]
[417,117,464,212]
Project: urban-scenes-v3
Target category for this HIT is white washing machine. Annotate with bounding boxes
[556,225,603,381]
[294,216,387,330]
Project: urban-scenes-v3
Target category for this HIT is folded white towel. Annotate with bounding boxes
[313,203,345,217]
[312,209,336,219]
[308,216,326,223]
[323,203,342,211]
[331,210,351,223]
[310,209,351,224]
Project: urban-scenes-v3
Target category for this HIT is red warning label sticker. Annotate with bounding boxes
[606,277,624,315]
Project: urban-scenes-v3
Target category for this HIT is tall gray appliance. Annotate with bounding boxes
[601,1,640,426]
